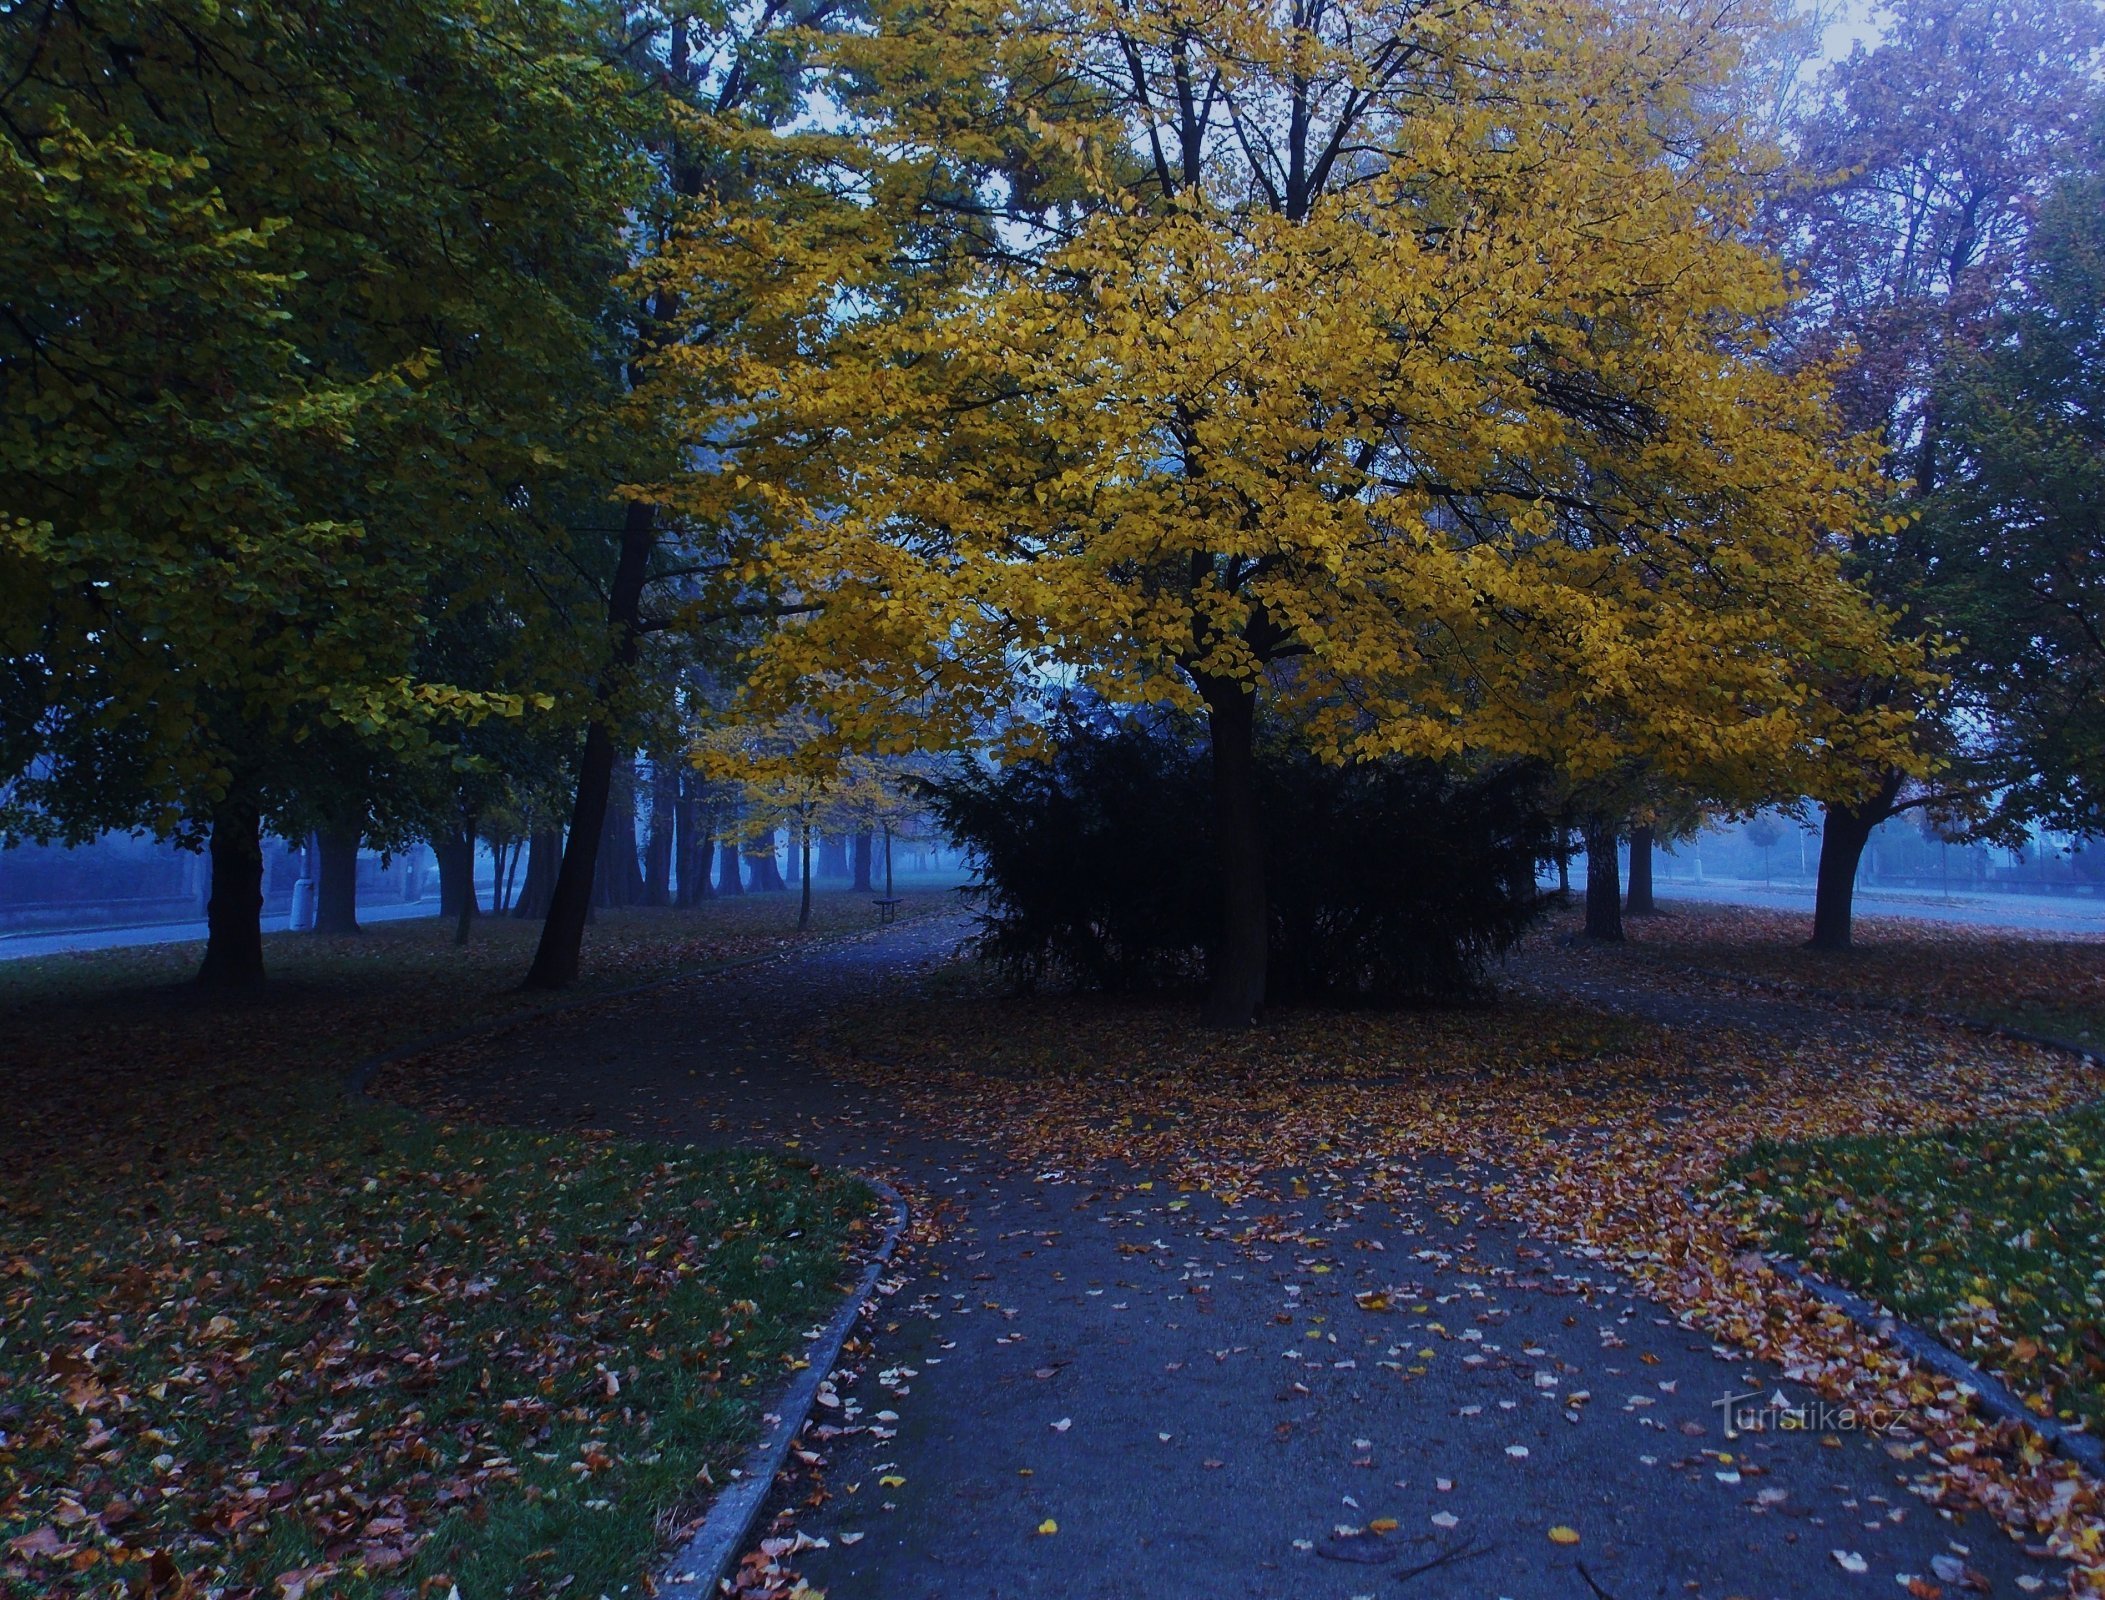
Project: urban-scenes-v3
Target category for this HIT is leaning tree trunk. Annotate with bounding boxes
[314,826,362,935]
[1199,677,1267,1027]
[526,493,656,989]
[851,830,874,893]
[1811,797,1884,951]
[716,837,745,895]
[197,797,267,989]
[1625,825,1655,916]
[1583,820,1623,941]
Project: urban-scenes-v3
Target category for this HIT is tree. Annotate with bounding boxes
[1924,110,2105,834]
[679,0,1917,1021]
[1771,0,2105,947]
[0,0,638,984]
[521,0,868,989]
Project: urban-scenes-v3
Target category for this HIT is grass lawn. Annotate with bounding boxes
[1722,1107,2105,1437]
[1625,901,2105,1049]
[0,886,950,1599]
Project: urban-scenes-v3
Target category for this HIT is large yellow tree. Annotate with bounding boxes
[655,0,1923,1022]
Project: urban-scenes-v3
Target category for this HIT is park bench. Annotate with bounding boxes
[873,897,902,924]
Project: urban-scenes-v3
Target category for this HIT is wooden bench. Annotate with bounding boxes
[873,897,903,924]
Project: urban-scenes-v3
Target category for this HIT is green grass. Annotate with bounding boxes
[1722,1106,2105,1435]
[0,886,950,1598]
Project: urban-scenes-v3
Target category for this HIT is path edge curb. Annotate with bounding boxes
[652,1176,910,1600]
[1766,1255,2105,1478]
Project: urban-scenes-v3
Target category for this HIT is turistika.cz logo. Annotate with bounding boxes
[1714,1387,1904,1438]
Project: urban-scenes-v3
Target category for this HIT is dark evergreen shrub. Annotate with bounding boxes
[924,706,1556,1005]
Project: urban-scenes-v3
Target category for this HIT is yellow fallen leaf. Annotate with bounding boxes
[1548,1525,1580,1545]
[1369,1517,1398,1534]
[879,1474,905,1488]
[1037,1518,1058,1535]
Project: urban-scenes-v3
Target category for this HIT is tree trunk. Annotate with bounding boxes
[512,828,561,919]
[717,836,745,895]
[746,834,786,892]
[883,822,894,897]
[674,783,709,905]
[436,825,479,944]
[1811,798,1884,950]
[852,830,874,893]
[1583,820,1623,941]
[1625,825,1655,915]
[798,823,813,931]
[593,765,644,910]
[820,833,850,879]
[197,798,267,989]
[314,827,361,935]
[526,496,657,989]
[1199,678,1266,1027]
[643,758,676,907]
[1556,832,1571,896]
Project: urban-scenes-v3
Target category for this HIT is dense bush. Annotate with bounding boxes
[925,707,1556,1005]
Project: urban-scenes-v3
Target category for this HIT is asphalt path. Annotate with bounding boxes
[380,916,2063,1600]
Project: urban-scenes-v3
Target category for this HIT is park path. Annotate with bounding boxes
[383,916,2063,1600]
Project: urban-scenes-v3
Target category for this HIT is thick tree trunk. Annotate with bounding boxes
[820,833,850,879]
[314,827,361,935]
[798,824,813,931]
[1583,820,1623,941]
[593,767,645,909]
[643,759,676,907]
[1811,798,1884,950]
[746,834,786,892]
[197,798,267,989]
[1200,679,1267,1027]
[717,837,745,895]
[435,825,479,944]
[527,491,657,988]
[1556,832,1571,896]
[512,828,561,919]
[1625,825,1655,915]
[851,830,874,893]
[883,822,894,897]
[674,784,709,905]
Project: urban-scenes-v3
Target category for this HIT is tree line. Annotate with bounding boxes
[3,0,2100,1014]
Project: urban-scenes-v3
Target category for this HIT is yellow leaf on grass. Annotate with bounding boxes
[1548,1525,1581,1545]
[1037,1519,1059,1535]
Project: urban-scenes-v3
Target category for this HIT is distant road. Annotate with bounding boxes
[1644,878,2105,936]
[0,896,442,962]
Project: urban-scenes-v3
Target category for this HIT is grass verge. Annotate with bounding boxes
[1721,1107,2105,1437]
[0,888,939,1599]
[1625,900,2105,1049]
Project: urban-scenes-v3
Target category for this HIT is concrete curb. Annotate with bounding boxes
[1768,1256,2105,1478]
[653,1177,911,1600]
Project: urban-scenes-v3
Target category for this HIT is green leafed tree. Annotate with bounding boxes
[0,0,641,984]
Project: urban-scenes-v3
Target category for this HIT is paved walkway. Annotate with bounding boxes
[387,919,2062,1600]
